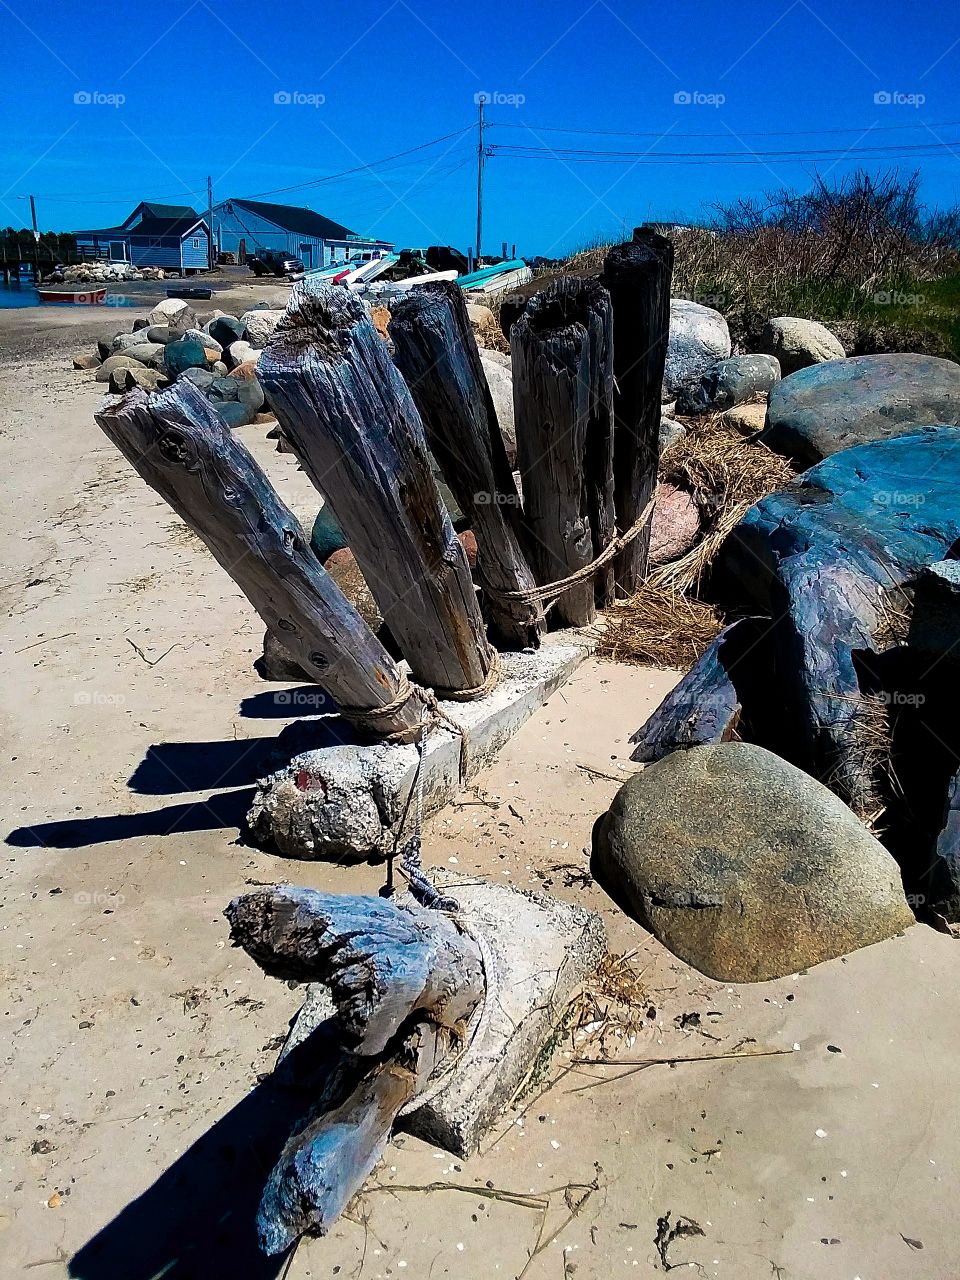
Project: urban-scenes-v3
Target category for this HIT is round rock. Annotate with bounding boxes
[241,308,285,347]
[164,338,209,377]
[675,353,781,415]
[592,742,913,982]
[664,299,731,397]
[759,316,845,375]
[762,353,960,464]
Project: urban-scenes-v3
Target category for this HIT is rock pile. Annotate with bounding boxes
[600,424,960,978]
[46,262,164,284]
[72,300,281,429]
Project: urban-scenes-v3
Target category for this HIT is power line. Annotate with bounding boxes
[487,118,960,140]
[490,138,960,164]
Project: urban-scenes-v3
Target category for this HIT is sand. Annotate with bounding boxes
[0,302,958,1279]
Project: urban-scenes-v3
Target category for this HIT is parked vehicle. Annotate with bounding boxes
[248,249,304,278]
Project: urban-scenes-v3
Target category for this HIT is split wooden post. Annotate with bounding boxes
[95,382,431,741]
[602,230,674,597]
[389,281,545,650]
[226,885,485,1252]
[259,280,493,698]
[511,276,616,627]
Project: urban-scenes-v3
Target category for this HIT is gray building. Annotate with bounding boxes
[74,203,210,273]
[211,198,391,269]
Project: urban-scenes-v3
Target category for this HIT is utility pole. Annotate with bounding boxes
[475,96,485,265]
[206,175,214,269]
[29,195,39,242]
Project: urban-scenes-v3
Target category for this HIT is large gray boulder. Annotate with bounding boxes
[241,308,285,347]
[479,350,517,464]
[763,353,960,464]
[119,342,166,367]
[675,354,780,415]
[593,742,913,982]
[663,299,731,398]
[147,297,196,331]
[95,354,149,382]
[759,316,845,375]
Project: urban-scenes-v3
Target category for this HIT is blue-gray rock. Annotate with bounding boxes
[145,326,178,345]
[663,299,731,398]
[181,366,217,390]
[762,353,960,465]
[718,426,960,814]
[593,742,913,982]
[164,338,209,377]
[208,315,245,347]
[207,374,265,416]
[184,327,221,353]
[675,354,781,415]
[310,505,347,562]
[213,401,256,429]
[659,415,686,456]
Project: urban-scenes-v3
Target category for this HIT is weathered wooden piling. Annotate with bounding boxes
[259,281,494,698]
[95,382,431,741]
[226,886,485,1251]
[602,230,674,596]
[511,276,616,627]
[389,281,544,650]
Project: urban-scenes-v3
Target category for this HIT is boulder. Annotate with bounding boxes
[208,372,265,417]
[111,330,147,353]
[212,360,228,377]
[164,338,208,377]
[109,365,164,393]
[658,415,686,456]
[323,548,383,631]
[132,316,150,332]
[147,297,196,331]
[762,353,960,465]
[72,353,101,370]
[479,350,517,464]
[208,315,245,347]
[180,367,217,391]
[310,504,348,563]
[227,340,261,369]
[229,359,260,382]
[145,326,179,345]
[213,401,255,429]
[649,483,700,565]
[759,316,845,375]
[95,354,148,382]
[663,299,731,398]
[592,742,913,982]
[257,629,311,682]
[675,354,780,416]
[96,338,113,362]
[719,400,766,434]
[466,301,496,328]
[120,342,166,367]
[241,308,285,347]
[184,327,221,352]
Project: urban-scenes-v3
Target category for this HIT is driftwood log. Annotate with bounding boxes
[602,231,674,597]
[389,281,545,650]
[511,277,616,627]
[259,281,493,697]
[226,886,484,1253]
[95,382,431,740]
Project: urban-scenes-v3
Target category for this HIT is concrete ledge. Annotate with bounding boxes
[281,873,607,1157]
[246,634,594,862]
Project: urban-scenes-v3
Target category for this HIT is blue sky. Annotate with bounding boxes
[0,0,958,255]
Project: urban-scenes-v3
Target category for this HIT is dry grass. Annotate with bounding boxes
[596,585,723,669]
[650,411,796,594]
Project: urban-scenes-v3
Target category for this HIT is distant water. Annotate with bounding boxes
[0,280,140,309]
[0,281,40,308]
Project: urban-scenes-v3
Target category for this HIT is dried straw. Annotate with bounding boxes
[596,585,723,669]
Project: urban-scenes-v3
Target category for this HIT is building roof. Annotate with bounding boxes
[75,215,207,240]
[136,202,197,221]
[224,198,358,241]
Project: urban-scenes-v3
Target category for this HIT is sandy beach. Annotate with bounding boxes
[1,300,958,1280]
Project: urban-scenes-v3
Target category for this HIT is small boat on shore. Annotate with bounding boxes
[37,286,107,305]
[166,285,213,300]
